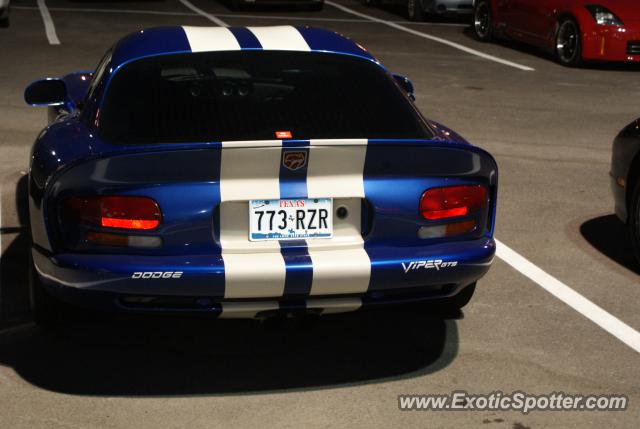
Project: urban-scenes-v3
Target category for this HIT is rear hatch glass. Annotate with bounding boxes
[98,51,432,144]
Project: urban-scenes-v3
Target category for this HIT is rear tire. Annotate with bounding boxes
[555,18,582,67]
[407,0,424,22]
[29,252,77,327]
[629,181,640,264]
[473,0,492,41]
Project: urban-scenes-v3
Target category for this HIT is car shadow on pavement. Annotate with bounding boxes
[0,173,458,395]
[0,308,458,396]
[580,214,640,276]
[0,174,31,327]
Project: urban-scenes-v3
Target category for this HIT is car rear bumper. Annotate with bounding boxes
[33,237,494,317]
[582,25,640,63]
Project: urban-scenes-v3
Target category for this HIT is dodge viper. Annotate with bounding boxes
[25,25,498,325]
[472,0,640,66]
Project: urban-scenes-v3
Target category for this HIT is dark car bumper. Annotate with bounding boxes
[33,237,494,317]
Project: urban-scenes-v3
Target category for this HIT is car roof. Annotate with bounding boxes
[110,25,380,73]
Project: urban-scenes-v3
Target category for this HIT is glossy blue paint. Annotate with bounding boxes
[279,141,310,200]
[296,26,378,64]
[280,241,314,297]
[27,26,499,316]
[228,27,262,50]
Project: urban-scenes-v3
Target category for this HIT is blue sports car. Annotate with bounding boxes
[25,25,498,325]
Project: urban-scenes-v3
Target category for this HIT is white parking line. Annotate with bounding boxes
[496,239,640,354]
[177,0,228,27]
[0,322,36,336]
[36,0,60,45]
[12,5,466,26]
[325,1,534,71]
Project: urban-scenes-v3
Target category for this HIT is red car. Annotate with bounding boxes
[472,0,640,66]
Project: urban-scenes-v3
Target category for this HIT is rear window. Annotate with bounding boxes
[98,51,432,144]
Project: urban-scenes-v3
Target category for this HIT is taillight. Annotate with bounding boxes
[63,196,161,230]
[420,185,487,221]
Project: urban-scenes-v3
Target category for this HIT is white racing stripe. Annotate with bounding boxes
[177,0,228,27]
[219,142,285,297]
[496,239,640,354]
[248,26,311,51]
[13,6,466,26]
[307,140,367,199]
[183,26,240,52]
[37,0,60,45]
[325,1,534,71]
[308,247,371,295]
[306,139,371,295]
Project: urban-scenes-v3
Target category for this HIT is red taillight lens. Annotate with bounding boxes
[420,185,488,221]
[64,196,161,230]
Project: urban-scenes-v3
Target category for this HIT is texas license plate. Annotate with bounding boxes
[249,198,333,241]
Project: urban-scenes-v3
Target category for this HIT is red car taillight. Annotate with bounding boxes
[420,185,488,221]
[63,196,162,230]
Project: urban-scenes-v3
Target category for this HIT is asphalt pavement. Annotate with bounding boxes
[1,1,639,427]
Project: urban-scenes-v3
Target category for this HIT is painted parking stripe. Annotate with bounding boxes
[183,26,240,52]
[247,26,311,51]
[308,247,371,295]
[13,6,467,26]
[177,0,228,27]
[37,0,60,45]
[496,239,640,354]
[325,1,534,71]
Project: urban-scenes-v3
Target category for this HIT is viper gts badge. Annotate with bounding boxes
[283,151,307,171]
[402,260,458,273]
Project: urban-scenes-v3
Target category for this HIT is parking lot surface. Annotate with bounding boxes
[1,1,639,427]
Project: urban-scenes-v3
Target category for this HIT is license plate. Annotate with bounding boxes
[249,198,333,241]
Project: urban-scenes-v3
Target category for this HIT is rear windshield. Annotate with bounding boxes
[98,51,432,144]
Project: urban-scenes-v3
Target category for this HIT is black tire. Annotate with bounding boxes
[362,0,380,6]
[472,0,492,41]
[555,18,582,67]
[629,182,640,263]
[29,252,76,327]
[407,0,424,22]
